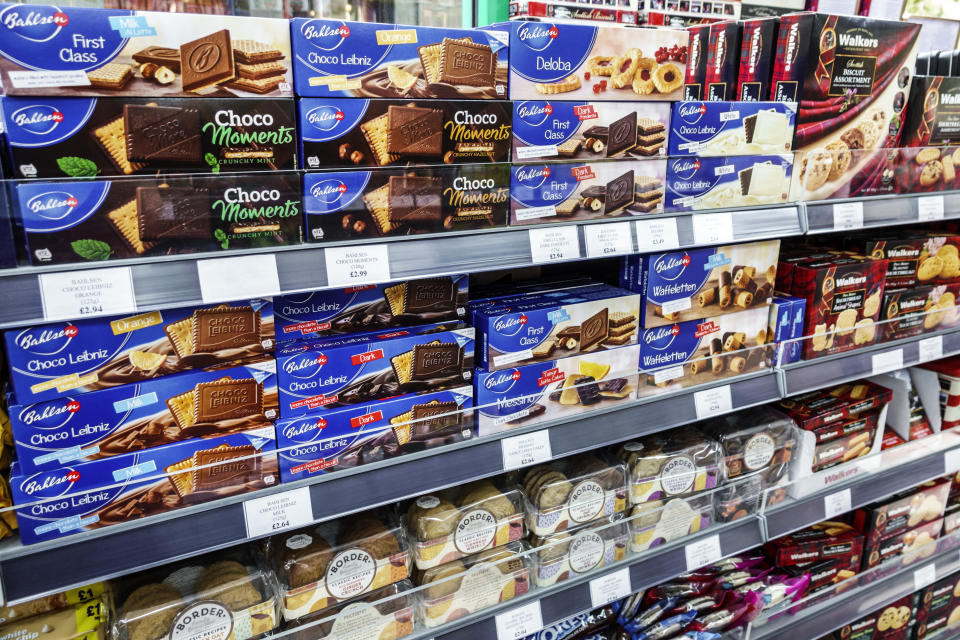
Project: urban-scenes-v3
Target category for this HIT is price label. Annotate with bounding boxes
[635,218,680,253]
[197,254,281,304]
[529,226,580,264]
[872,349,904,375]
[692,212,734,245]
[502,430,552,471]
[39,267,136,321]
[585,222,633,257]
[495,601,543,640]
[833,202,864,230]
[824,488,852,519]
[324,244,391,287]
[919,335,944,363]
[243,486,313,538]
[914,563,936,591]
[918,195,945,222]
[694,385,733,419]
[589,568,632,608]
[685,534,722,571]
[944,448,960,474]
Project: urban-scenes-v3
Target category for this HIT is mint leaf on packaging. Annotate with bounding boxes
[71,239,112,261]
[214,228,229,249]
[57,157,99,177]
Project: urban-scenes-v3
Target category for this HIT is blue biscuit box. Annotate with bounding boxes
[664,154,793,212]
[274,275,468,342]
[5,299,274,406]
[276,386,473,482]
[10,360,278,474]
[290,19,508,99]
[11,425,278,545]
[668,101,796,157]
[276,325,474,417]
[771,295,806,365]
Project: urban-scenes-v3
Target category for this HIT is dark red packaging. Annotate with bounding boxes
[903,76,960,147]
[861,517,943,570]
[792,148,899,201]
[897,146,960,194]
[777,379,891,431]
[808,411,877,445]
[881,428,906,450]
[915,572,960,639]
[768,12,814,102]
[782,555,859,596]
[827,593,918,640]
[763,521,864,567]
[684,24,711,101]
[852,478,951,544]
[879,286,934,340]
[705,21,742,101]
[848,237,929,286]
[738,17,778,101]
[812,422,877,471]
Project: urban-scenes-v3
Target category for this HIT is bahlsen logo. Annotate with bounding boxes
[493,313,527,336]
[300,20,350,49]
[516,22,558,51]
[671,158,701,180]
[21,468,79,498]
[0,4,67,43]
[11,104,64,135]
[310,179,348,204]
[14,323,77,355]
[516,101,553,126]
[18,398,77,430]
[677,102,707,124]
[653,252,691,280]
[514,165,551,189]
[305,105,345,131]
[26,191,79,221]
[644,324,680,350]
[282,354,324,379]
[483,369,521,392]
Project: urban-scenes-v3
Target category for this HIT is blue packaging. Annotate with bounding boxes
[276,325,474,417]
[10,360,278,474]
[276,386,473,482]
[784,295,806,365]
[668,101,796,157]
[289,19,508,99]
[468,282,605,326]
[274,275,468,342]
[4,299,274,406]
[664,154,793,212]
[11,425,278,545]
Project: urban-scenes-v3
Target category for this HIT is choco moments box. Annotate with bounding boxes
[0,4,293,97]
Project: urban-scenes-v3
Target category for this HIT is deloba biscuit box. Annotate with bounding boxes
[297,99,512,169]
[664,154,793,211]
[4,298,274,405]
[499,20,689,102]
[275,325,474,418]
[511,101,669,162]
[903,76,960,147]
[474,345,641,436]
[274,275,469,342]
[510,160,666,225]
[10,425,278,545]
[0,4,293,97]
[14,172,303,265]
[1,96,297,178]
[276,386,473,482]
[289,19,508,99]
[302,165,509,242]
[668,101,796,156]
[10,360,278,474]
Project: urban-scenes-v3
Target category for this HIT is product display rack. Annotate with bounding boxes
[805,191,960,233]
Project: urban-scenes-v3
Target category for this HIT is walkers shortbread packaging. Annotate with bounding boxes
[737,18,778,101]
[668,101,796,156]
[664,154,793,211]
[705,21,741,101]
[684,25,710,101]
[903,76,960,147]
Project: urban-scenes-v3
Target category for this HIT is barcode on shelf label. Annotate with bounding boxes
[833,202,864,230]
[589,568,632,608]
[585,222,633,257]
[39,267,136,321]
[918,195,945,222]
[685,534,722,571]
[824,489,852,519]
[872,349,903,375]
[501,430,552,471]
[635,218,680,253]
[198,254,281,304]
[495,601,543,640]
[919,336,944,363]
[325,244,391,287]
[692,212,734,245]
[529,226,580,263]
[694,385,733,419]
[914,564,936,591]
[243,487,313,538]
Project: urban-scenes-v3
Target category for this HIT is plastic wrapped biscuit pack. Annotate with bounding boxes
[530,516,629,587]
[617,427,723,504]
[287,581,416,640]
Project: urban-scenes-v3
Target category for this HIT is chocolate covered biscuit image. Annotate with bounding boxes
[136,186,211,241]
[124,105,202,164]
[181,30,236,92]
[387,105,443,158]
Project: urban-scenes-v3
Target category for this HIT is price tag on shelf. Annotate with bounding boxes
[39,267,136,321]
[914,563,936,591]
[502,430,552,471]
[324,244,391,287]
[692,212,734,245]
[495,601,543,640]
[685,534,722,571]
[589,568,632,608]
[833,202,864,230]
[585,222,633,258]
[197,254,280,304]
[635,218,680,253]
[243,486,313,538]
[918,195,945,222]
[872,349,904,375]
[694,385,733,419]
[919,335,944,363]
[529,226,580,264]
[945,448,960,475]
[824,489,852,519]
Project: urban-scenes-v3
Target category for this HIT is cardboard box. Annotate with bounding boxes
[903,76,960,147]
[897,146,960,194]
[768,13,813,103]
[853,478,950,544]
[684,24,711,101]
[861,517,942,569]
[792,148,899,201]
[705,21,741,101]
[829,593,918,640]
[848,237,931,286]
[668,101,796,156]
[664,153,793,211]
[772,294,807,364]
[0,5,293,97]
[777,379,892,430]
[763,520,864,566]
[737,17,778,101]
[880,286,934,340]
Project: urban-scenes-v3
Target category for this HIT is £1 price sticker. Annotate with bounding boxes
[243,486,313,538]
[39,267,136,321]
[585,221,634,257]
[325,244,391,287]
[833,202,864,230]
[528,226,580,264]
[694,385,733,419]
[635,218,680,253]
[502,430,552,471]
[197,254,281,304]
[692,212,734,245]
[495,601,543,640]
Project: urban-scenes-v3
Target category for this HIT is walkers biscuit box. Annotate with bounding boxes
[737,18,778,102]
[511,101,669,162]
[4,298,274,405]
[705,21,741,102]
[0,4,293,97]
[289,19,508,100]
[664,154,793,211]
[792,148,899,201]
[668,101,796,156]
[684,25,710,101]
[903,76,960,147]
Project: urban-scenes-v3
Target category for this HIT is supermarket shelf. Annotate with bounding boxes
[805,190,960,234]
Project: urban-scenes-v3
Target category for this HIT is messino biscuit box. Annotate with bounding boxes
[668,101,796,156]
[0,4,293,97]
[276,325,474,417]
[0,96,297,178]
[276,386,473,482]
[684,24,710,101]
[4,298,274,405]
[289,20,508,99]
[297,99,512,169]
[704,21,741,101]
[511,101,670,162]
[499,20,689,101]
[302,164,508,241]
[664,153,793,211]
[737,18,778,102]
[274,275,469,342]
[14,172,303,265]
[510,160,666,224]
[10,425,278,544]
[10,359,278,474]
[903,76,960,147]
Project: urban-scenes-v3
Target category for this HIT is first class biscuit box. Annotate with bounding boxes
[474,346,640,436]
[498,20,689,101]
[276,386,473,483]
[510,160,666,224]
[10,359,278,474]
[11,424,278,544]
[511,101,669,162]
[4,298,274,405]
[276,325,474,418]
[664,153,793,211]
[0,96,297,178]
[0,4,293,97]
[667,101,796,156]
[289,19,508,99]
[297,99,512,169]
[14,172,303,265]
